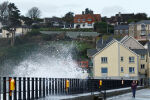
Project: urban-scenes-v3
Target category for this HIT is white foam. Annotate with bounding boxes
[11,43,88,78]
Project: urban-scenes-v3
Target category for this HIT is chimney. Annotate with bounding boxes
[119,12,121,17]
[82,11,85,15]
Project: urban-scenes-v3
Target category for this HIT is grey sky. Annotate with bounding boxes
[1,0,150,18]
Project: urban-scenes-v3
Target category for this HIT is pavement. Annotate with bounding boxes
[107,89,150,100]
[39,88,150,100]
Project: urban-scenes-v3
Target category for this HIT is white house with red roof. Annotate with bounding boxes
[74,14,101,29]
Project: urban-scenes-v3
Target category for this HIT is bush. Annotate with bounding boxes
[26,29,41,37]
[42,34,57,41]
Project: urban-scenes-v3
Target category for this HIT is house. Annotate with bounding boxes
[74,14,101,29]
[129,20,150,41]
[121,36,149,85]
[88,36,150,85]
[2,26,30,38]
[114,25,129,35]
[120,36,145,49]
[43,17,65,28]
[90,39,139,80]
[147,42,150,85]
[107,12,134,26]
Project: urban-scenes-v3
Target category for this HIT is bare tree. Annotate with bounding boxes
[27,7,41,20]
[0,1,9,24]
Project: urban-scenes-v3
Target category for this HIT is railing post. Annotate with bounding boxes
[57,79,61,95]
[23,78,26,100]
[55,78,58,95]
[62,78,65,95]
[19,77,22,100]
[60,79,62,95]
[35,78,38,99]
[46,78,48,96]
[31,78,34,99]
[49,78,51,95]
[43,78,45,97]
[3,77,6,100]
[27,78,30,100]
[39,78,42,98]
[14,77,17,100]
[52,78,54,95]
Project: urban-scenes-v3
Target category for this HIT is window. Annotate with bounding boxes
[141,55,145,60]
[101,57,108,63]
[125,30,128,34]
[121,57,124,62]
[83,24,85,27]
[129,57,134,63]
[141,64,145,69]
[78,19,80,22]
[101,68,108,73]
[141,31,146,36]
[129,67,135,73]
[88,24,92,26]
[120,30,123,34]
[115,30,118,34]
[88,19,92,21]
[121,67,124,72]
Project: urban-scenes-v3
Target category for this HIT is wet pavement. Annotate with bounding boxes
[38,88,150,100]
[108,89,150,100]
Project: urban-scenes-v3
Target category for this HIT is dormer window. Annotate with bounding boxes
[88,19,92,21]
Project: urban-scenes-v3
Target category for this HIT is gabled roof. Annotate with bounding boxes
[93,39,139,58]
[120,36,145,49]
[96,37,114,49]
[114,25,129,30]
[136,20,150,24]
[74,14,101,23]
[120,35,129,43]
[129,20,150,25]
[87,49,98,57]
[131,49,147,55]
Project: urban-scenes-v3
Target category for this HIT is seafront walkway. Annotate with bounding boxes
[108,89,150,100]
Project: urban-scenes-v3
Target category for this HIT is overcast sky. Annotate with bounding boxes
[1,0,150,18]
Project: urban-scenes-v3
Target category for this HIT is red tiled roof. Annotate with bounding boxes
[74,14,101,24]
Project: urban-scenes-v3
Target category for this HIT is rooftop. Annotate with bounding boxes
[114,25,129,30]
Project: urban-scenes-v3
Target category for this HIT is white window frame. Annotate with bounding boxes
[129,67,135,73]
[121,67,124,73]
[129,57,134,63]
[101,57,108,63]
[141,54,145,60]
[141,64,145,69]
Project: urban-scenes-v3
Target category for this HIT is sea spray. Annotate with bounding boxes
[1,42,88,78]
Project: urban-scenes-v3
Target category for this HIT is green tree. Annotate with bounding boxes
[94,22,114,34]
[20,15,33,27]
[4,2,21,46]
[62,12,74,27]
[134,13,147,21]
[84,8,93,14]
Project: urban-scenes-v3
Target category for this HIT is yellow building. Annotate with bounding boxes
[91,40,139,80]
[2,27,30,38]
[121,36,149,85]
